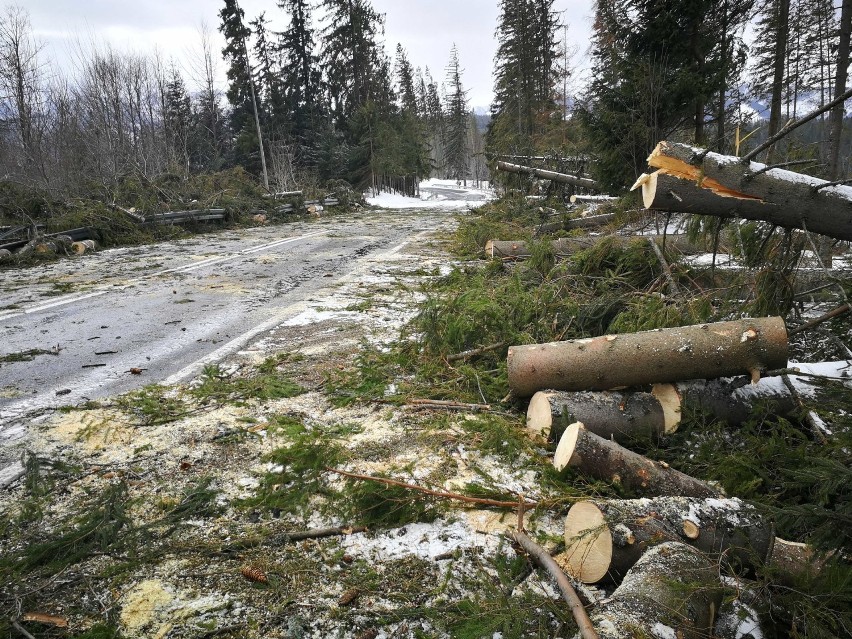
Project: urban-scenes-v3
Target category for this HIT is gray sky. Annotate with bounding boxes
[25,0,596,108]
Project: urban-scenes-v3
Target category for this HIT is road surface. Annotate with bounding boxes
[0,190,489,478]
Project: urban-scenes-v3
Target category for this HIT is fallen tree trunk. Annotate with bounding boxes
[535,213,617,235]
[71,240,97,255]
[553,422,720,498]
[486,233,719,259]
[643,141,852,241]
[561,497,773,583]
[496,161,600,191]
[634,170,780,219]
[586,542,723,639]
[508,317,788,397]
[526,375,799,443]
[569,195,617,204]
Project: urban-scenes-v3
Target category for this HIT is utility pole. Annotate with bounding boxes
[234,0,269,190]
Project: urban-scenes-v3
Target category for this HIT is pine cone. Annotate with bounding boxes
[240,565,268,583]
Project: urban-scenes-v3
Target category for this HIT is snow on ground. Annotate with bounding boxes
[366,178,494,210]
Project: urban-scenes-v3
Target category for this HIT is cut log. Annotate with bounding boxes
[71,240,97,255]
[587,542,723,639]
[496,161,600,191]
[526,376,798,443]
[569,195,617,204]
[0,248,11,260]
[526,387,678,444]
[643,141,852,241]
[553,423,720,498]
[507,317,788,397]
[485,233,718,260]
[561,496,773,584]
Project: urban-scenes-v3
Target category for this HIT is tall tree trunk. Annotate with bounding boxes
[767,0,791,162]
[828,0,852,180]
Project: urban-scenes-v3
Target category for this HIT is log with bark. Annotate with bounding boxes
[535,213,617,235]
[526,375,799,444]
[526,387,680,443]
[569,195,617,204]
[585,542,723,639]
[639,141,852,241]
[553,422,720,498]
[560,496,774,583]
[71,240,97,255]
[508,317,788,397]
[485,233,721,260]
[496,161,601,191]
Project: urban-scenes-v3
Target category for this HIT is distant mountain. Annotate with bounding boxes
[739,91,852,121]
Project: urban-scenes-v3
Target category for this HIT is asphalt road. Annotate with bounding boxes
[0,198,485,469]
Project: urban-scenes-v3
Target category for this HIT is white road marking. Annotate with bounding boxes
[0,231,326,322]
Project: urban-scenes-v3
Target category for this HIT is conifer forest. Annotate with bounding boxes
[1,1,852,639]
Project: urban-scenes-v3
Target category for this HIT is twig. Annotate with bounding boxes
[509,530,599,639]
[647,237,681,295]
[10,621,37,639]
[407,399,491,411]
[447,342,506,362]
[744,159,819,179]
[812,177,852,191]
[788,303,852,336]
[327,468,536,509]
[780,375,829,444]
[273,526,368,543]
[742,87,852,162]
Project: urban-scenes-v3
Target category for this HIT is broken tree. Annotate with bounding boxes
[507,317,788,397]
[553,422,720,498]
[639,141,852,241]
[495,161,601,191]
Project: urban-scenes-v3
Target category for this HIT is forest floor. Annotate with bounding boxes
[1,191,850,639]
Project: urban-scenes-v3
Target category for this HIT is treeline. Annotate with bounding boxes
[0,0,486,208]
[486,0,851,192]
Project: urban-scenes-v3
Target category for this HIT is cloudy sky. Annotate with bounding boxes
[24,0,595,109]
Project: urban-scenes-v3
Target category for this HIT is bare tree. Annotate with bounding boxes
[0,5,46,179]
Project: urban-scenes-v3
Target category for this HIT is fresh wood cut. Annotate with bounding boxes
[641,141,852,241]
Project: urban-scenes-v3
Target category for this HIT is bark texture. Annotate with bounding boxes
[486,233,715,260]
[587,542,723,639]
[508,317,788,397]
[561,496,773,584]
[526,387,676,444]
[646,141,852,241]
[496,160,600,191]
[553,423,720,498]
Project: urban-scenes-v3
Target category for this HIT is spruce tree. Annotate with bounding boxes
[444,45,469,183]
[276,0,323,154]
[218,0,253,135]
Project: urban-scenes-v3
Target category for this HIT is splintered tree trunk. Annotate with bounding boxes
[496,161,601,191]
[485,234,719,260]
[586,542,723,639]
[553,422,720,498]
[526,387,678,443]
[526,377,798,444]
[508,317,788,397]
[560,497,773,584]
[643,141,852,241]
